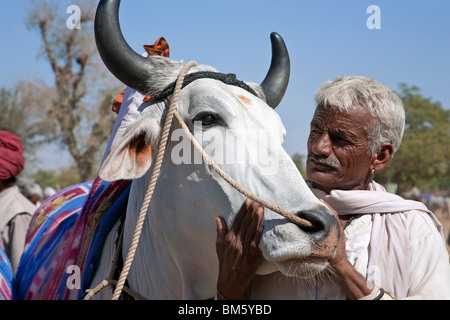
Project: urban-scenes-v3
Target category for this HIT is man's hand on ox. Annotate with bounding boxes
[319,199,347,268]
[215,198,264,300]
[320,199,373,300]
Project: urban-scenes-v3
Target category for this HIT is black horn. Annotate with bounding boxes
[260,32,291,109]
[95,0,290,106]
[95,0,152,94]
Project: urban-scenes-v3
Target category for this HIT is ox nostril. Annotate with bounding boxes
[296,210,339,241]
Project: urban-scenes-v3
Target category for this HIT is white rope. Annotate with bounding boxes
[110,61,199,300]
[172,111,312,228]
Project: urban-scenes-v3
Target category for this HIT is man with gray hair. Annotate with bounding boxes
[215,75,450,300]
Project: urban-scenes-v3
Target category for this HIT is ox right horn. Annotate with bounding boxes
[260,32,291,109]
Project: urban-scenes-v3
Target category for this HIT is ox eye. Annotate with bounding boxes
[194,113,219,127]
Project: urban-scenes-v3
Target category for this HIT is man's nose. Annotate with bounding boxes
[311,133,332,157]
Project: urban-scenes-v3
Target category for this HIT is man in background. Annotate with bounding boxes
[22,182,43,208]
[0,130,35,273]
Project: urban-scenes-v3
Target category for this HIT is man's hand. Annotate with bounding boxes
[319,199,347,267]
[320,199,372,299]
[215,198,264,299]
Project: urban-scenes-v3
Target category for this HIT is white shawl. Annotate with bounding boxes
[309,180,444,298]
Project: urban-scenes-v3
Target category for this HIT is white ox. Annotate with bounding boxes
[88,0,340,299]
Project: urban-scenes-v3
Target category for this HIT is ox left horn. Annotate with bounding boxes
[95,0,152,95]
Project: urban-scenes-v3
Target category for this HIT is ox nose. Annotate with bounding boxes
[295,210,340,243]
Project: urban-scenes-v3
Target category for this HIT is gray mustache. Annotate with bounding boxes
[308,153,339,169]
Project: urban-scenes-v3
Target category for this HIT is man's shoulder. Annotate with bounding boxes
[401,209,444,243]
[0,187,35,222]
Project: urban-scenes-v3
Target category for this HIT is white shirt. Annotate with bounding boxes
[0,186,34,273]
[248,208,450,300]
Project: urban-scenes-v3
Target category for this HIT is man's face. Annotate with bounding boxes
[306,103,375,193]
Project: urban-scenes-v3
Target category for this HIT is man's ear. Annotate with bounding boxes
[372,143,394,174]
[99,117,161,181]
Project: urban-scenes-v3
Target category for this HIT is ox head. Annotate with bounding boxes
[95,0,339,293]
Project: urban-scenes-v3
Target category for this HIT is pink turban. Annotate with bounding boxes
[0,131,25,180]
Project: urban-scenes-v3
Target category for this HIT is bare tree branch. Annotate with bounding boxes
[21,0,121,182]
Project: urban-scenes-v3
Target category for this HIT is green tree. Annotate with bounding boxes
[292,153,306,177]
[0,82,55,169]
[376,84,450,194]
[32,167,83,191]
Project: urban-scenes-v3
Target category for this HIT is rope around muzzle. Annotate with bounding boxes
[103,60,311,300]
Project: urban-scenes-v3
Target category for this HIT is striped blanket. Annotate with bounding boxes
[13,176,131,300]
[0,247,13,300]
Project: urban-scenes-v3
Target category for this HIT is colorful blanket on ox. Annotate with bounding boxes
[13,177,131,300]
[0,247,13,300]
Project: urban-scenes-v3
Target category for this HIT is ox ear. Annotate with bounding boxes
[99,118,161,181]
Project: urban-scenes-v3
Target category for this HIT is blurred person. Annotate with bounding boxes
[22,182,43,208]
[43,186,57,200]
[0,131,35,273]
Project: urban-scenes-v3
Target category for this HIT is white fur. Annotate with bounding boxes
[91,78,337,299]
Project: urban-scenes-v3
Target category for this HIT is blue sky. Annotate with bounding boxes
[0,0,449,172]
